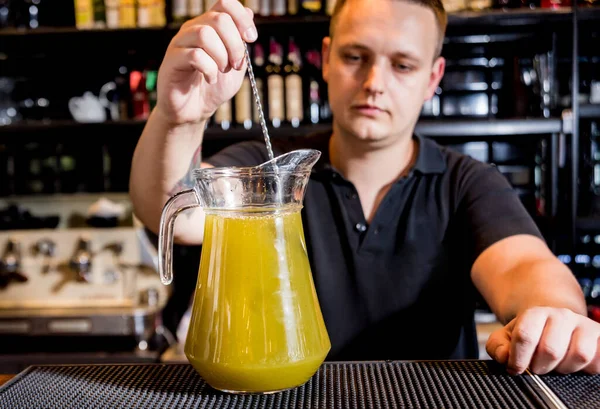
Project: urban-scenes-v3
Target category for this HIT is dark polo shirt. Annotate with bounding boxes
[204,130,543,361]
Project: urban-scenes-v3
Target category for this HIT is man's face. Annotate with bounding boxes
[323,0,445,146]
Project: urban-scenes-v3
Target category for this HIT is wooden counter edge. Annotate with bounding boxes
[0,374,15,387]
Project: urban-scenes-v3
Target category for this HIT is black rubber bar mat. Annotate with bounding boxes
[0,360,597,408]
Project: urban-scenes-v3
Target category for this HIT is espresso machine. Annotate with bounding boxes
[0,226,171,373]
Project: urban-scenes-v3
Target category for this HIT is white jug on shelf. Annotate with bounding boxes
[68,92,106,123]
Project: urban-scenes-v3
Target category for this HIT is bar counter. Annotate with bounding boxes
[0,360,599,408]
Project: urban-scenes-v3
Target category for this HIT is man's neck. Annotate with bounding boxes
[328,125,418,222]
[329,128,417,189]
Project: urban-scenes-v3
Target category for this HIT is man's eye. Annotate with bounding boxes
[343,54,362,63]
[394,63,412,72]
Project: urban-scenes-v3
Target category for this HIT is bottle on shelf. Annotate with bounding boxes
[284,37,303,128]
[172,0,188,23]
[145,70,158,112]
[74,0,94,29]
[138,0,153,27]
[235,78,253,130]
[272,0,286,15]
[259,0,270,16]
[251,42,267,126]
[299,0,322,13]
[92,0,106,27]
[119,0,137,28]
[214,100,232,130]
[325,0,337,15]
[105,0,119,28]
[115,65,131,119]
[130,70,150,119]
[266,37,284,128]
[189,0,203,17]
[288,0,299,15]
[152,0,166,26]
[304,48,330,124]
[245,0,260,14]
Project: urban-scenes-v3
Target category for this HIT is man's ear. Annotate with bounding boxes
[322,37,331,84]
[424,56,445,101]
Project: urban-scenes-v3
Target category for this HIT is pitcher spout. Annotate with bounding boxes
[256,149,322,174]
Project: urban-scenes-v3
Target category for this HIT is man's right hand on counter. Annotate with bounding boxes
[155,0,258,127]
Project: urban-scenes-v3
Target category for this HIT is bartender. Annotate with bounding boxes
[129,0,600,375]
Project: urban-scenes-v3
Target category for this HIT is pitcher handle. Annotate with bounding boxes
[158,189,200,285]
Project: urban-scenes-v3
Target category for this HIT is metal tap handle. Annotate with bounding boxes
[70,237,92,282]
[1,238,22,275]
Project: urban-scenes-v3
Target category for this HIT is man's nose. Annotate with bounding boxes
[363,63,385,95]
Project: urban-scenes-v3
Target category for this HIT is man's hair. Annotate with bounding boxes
[328,0,448,58]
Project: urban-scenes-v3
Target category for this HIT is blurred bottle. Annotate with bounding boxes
[288,0,298,15]
[0,0,9,28]
[304,49,327,124]
[467,0,492,10]
[267,37,284,128]
[235,78,253,130]
[252,42,266,125]
[284,37,303,127]
[138,0,152,27]
[115,65,131,119]
[152,0,165,26]
[105,0,118,27]
[272,0,285,15]
[130,70,150,119]
[299,0,321,13]
[325,0,336,14]
[214,100,232,130]
[172,0,187,23]
[118,0,136,28]
[145,70,158,111]
[93,0,106,27]
[541,0,571,7]
[189,0,203,17]
[443,0,467,11]
[259,0,270,15]
[245,0,260,14]
[74,0,94,29]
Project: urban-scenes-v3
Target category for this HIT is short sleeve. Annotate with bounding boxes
[203,140,270,168]
[457,159,544,261]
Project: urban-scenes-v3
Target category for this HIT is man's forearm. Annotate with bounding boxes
[129,108,206,235]
[499,258,587,324]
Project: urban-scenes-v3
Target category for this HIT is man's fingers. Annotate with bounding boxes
[211,0,258,43]
[508,308,548,375]
[555,327,598,374]
[172,24,230,72]
[529,310,574,374]
[582,337,600,375]
[486,323,513,364]
[166,47,219,84]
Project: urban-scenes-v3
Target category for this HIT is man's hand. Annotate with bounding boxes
[486,306,600,375]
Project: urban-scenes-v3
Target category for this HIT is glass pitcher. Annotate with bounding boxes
[158,149,331,394]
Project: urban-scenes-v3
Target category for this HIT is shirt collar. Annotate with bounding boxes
[412,133,447,174]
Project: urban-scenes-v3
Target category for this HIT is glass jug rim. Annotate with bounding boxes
[193,149,320,179]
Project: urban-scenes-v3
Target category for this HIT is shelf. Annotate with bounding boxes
[0,118,565,143]
[0,14,331,38]
[447,6,600,27]
[577,217,600,231]
[580,104,600,120]
[0,120,331,143]
[1,7,599,40]
[416,118,563,137]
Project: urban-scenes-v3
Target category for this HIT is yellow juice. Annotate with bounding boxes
[185,208,331,393]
